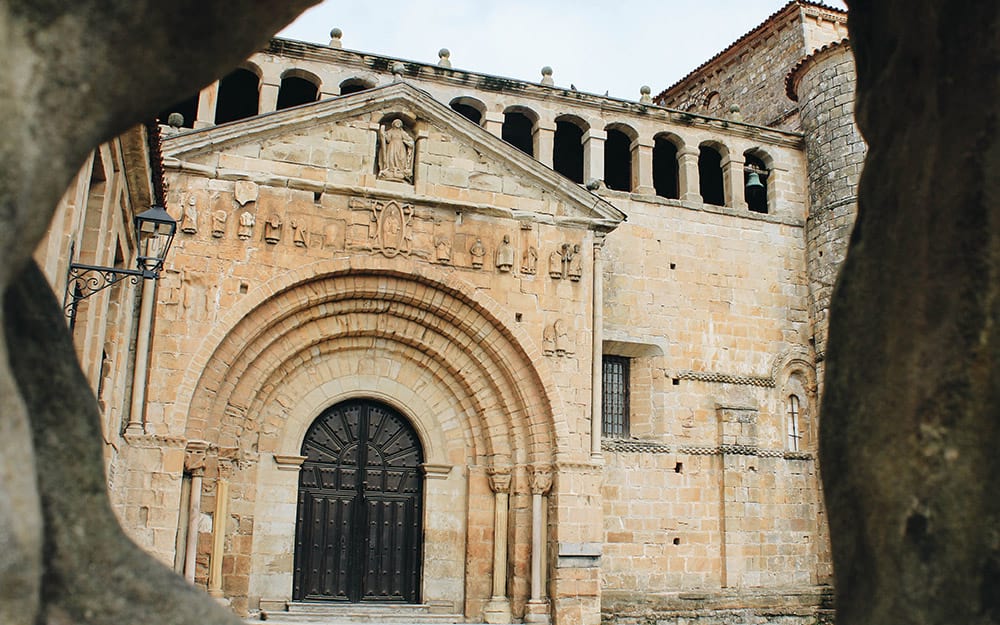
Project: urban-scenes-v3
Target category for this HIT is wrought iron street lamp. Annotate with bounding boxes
[63,204,177,327]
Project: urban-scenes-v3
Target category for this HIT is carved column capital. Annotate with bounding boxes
[529,464,553,495]
[184,440,209,476]
[488,464,512,494]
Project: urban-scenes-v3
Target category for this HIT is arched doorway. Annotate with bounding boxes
[293,399,424,603]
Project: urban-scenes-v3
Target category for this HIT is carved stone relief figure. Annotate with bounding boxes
[238,211,255,240]
[264,214,282,244]
[495,235,514,272]
[435,237,452,264]
[548,250,562,279]
[369,200,413,258]
[470,237,486,269]
[553,318,569,356]
[292,220,307,247]
[522,245,538,274]
[181,270,214,321]
[568,243,583,281]
[180,196,198,234]
[211,210,227,238]
[560,243,574,279]
[377,118,415,183]
[542,324,555,356]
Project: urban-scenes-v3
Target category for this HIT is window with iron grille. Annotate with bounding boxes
[602,356,630,438]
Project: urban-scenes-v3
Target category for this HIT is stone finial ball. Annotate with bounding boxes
[330,28,342,38]
[541,66,553,76]
[392,61,405,74]
[167,112,184,127]
[439,48,450,58]
[640,85,651,95]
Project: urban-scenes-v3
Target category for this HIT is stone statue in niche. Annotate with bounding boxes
[435,237,452,264]
[264,214,282,244]
[238,211,254,240]
[470,237,486,269]
[180,196,198,234]
[522,245,537,274]
[568,243,583,281]
[292,220,307,247]
[548,249,563,279]
[377,119,415,183]
[542,324,555,356]
[211,210,227,238]
[495,235,514,272]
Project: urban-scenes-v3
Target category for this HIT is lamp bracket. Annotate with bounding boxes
[63,263,154,326]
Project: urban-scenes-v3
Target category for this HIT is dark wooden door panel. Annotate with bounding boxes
[293,400,423,603]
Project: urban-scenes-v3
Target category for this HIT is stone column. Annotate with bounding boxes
[677,146,701,202]
[525,465,553,624]
[208,465,230,598]
[259,81,280,115]
[183,441,208,584]
[722,153,747,210]
[582,129,607,185]
[484,465,512,624]
[484,111,504,139]
[631,138,655,195]
[194,81,219,129]
[591,236,605,460]
[533,120,556,169]
[125,272,156,436]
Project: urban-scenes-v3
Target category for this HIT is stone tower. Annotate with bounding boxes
[788,40,866,395]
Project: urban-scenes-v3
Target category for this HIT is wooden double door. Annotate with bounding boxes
[293,399,424,603]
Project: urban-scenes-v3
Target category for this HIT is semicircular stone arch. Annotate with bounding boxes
[178,257,563,467]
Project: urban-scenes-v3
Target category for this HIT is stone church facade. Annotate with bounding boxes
[36,2,864,624]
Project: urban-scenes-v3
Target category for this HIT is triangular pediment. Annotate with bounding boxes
[162,81,625,230]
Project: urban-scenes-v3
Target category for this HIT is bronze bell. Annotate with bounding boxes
[745,171,765,198]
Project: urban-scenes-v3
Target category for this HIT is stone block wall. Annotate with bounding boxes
[792,43,864,377]
[654,4,846,131]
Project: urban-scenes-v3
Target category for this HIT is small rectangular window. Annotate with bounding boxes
[602,356,630,438]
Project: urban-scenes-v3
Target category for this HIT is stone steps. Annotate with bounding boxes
[254,602,469,625]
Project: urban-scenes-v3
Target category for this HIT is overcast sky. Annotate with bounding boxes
[279,1,847,101]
